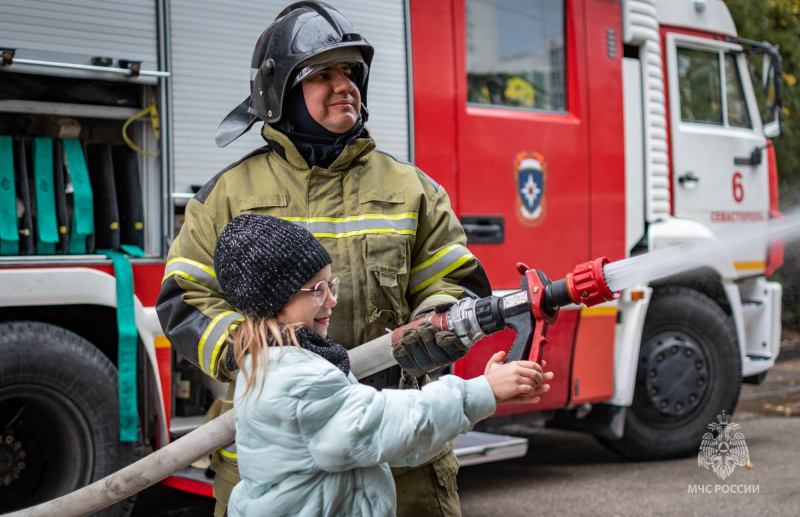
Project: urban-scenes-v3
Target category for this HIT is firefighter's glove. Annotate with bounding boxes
[392,320,468,378]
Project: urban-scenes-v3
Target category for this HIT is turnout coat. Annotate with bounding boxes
[157,124,489,380]
[156,123,490,495]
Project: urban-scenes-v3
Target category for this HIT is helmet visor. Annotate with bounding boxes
[290,47,368,89]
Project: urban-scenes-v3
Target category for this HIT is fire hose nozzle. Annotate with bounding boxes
[565,256,619,307]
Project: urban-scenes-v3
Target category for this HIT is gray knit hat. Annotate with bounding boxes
[215,214,331,318]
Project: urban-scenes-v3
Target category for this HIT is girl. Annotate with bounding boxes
[214,214,552,517]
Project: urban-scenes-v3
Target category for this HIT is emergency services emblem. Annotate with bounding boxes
[698,410,750,480]
[513,151,547,227]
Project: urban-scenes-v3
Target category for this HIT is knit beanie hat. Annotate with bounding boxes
[215,214,332,318]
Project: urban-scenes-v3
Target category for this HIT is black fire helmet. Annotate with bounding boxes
[216,1,374,147]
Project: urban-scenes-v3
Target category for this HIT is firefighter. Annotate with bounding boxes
[156,2,490,516]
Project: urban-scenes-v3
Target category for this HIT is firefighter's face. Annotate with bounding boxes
[278,265,337,338]
[301,62,361,133]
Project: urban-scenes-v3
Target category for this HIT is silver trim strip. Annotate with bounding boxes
[4,57,170,77]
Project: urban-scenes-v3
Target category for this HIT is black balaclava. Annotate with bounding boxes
[273,82,366,169]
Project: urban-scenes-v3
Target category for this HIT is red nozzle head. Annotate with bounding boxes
[565,257,619,307]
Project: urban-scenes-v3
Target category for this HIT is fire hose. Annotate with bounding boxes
[6,258,618,517]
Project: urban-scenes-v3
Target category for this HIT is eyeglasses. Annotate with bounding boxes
[298,277,340,306]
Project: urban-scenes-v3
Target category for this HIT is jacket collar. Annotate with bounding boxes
[260,123,376,171]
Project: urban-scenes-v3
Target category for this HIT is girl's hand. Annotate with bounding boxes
[484,352,554,405]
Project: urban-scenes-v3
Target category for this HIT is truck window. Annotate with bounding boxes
[466,0,566,112]
[677,48,723,125]
[725,54,752,129]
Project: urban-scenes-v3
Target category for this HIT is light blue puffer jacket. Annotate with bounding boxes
[227,346,496,517]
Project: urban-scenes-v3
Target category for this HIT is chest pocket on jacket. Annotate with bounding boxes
[238,194,289,214]
[362,189,412,330]
[365,233,410,329]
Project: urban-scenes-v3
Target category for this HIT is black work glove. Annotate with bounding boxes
[391,320,469,378]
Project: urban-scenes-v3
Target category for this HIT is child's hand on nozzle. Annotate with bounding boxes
[484,352,554,405]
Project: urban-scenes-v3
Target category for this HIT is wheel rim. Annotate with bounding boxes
[634,330,711,424]
[0,384,94,511]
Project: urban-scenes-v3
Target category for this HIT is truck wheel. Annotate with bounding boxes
[0,321,142,515]
[603,286,741,460]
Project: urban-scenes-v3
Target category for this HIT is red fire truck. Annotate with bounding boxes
[0,0,784,514]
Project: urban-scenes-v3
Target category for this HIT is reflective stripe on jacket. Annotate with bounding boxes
[156,123,490,381]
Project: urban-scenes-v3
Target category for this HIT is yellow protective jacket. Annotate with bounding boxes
[156,123,490,382]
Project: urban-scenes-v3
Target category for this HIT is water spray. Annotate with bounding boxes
[604,211,800,292]
[368,212,800,369]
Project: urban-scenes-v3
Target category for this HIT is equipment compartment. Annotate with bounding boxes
[0,71,162,257]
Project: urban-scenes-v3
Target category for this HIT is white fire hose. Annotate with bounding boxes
[6,333,396,517]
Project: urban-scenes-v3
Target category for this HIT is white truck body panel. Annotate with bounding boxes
[623,57,645,254]
[665,33,771,279]
[610,287,652,406]
[655,0,737,37]
[621,0,672,222]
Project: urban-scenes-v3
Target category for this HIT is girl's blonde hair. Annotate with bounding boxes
[228,316,302,400]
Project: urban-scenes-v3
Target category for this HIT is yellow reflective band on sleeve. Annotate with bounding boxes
[412,294,459,319]
[162,257,222,294]
[411,245,462,275]
[199,311,244,376]
[422,294,459,304]
[167,257,217,277]
[209,320,241,377]
[409,245,474,295]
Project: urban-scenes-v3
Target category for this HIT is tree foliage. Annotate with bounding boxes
[727,0,800,193]
[727,1,800,328]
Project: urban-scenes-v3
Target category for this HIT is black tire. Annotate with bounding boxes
[601,287,741,460]
[0,321,142,515]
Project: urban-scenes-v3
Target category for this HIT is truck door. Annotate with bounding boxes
[408,0,605,413]
[452,0,591,289]
[665,34,770,273]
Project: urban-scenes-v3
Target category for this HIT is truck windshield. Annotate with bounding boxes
[745,52,779,127]
[725,54,752,129]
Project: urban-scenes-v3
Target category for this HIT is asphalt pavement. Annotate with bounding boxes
[459,354,800,517]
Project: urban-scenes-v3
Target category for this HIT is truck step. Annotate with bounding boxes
[170,464,214,486]
[164,429,529,489]
[453,431,528,466]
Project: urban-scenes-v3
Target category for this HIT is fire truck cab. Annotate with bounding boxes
[423,0,784,461]
[0,0,784,514]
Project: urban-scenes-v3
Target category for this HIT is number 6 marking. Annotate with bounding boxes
[733,172,744,203]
